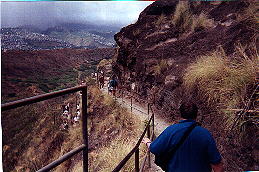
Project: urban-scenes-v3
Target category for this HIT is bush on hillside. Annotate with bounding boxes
[172,1,192,33]
[155,13,166,28]
[152,59,168,76]
[191,12,214,32]
[172,2,215,34]
[183,46,257,122]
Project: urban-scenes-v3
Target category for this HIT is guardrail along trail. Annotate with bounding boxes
[100,85,170,171]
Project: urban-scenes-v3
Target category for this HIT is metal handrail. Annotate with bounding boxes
[2,85,86,111]
[1,85,88,172]
[37,144,87,172]
[112,102,155,172]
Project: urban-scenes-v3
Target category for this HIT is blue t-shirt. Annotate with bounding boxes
[150,119,222,172]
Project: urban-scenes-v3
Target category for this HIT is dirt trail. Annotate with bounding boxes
[100,86,170,171]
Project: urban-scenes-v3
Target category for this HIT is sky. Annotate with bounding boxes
[1,1,153,30]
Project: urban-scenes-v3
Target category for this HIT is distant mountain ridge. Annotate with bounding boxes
[1,23,119,50]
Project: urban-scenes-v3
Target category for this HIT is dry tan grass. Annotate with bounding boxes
[172,2,215,34]
[183,46,258,121]
[98,59,111,70]
[237,1,258,21]
[191,12,214,32]
[152,59,168,76]
[172,1,192,33]
[87,86,145,171]
[133,29,141,36]
[155,13,166,28]
[91,137,135,172]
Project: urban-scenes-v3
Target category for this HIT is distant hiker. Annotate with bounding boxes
[108,76,118,97]
[76,111,80,117]
[74,116,80,124]
[67,113,72,121]
[76,104,80,111]
[131,82,136,95]
[64,121,69,130]
[142,101,224,172]
[81,80,85,86]
[65,103,70,112]
[62,105,66,112]
[99,75,105,89]
[61,121,69,130]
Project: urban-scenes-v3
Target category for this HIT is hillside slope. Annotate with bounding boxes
[1,48,114,171]
[113,0,258,171]
[1,48,115,102]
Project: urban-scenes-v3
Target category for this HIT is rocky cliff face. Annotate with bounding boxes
[114,0,256,114]
[113,0,258,170]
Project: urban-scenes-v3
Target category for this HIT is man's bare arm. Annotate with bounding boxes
[211,162,224,172]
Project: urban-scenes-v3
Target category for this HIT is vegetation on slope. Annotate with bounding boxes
[86,86,145,172]
[171,1,214,33]
[184,46,257,115]
[114,0,258,170]
[183,45,258,170]
[2,97,69,171]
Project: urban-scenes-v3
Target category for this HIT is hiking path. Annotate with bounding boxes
[100,85,170,171]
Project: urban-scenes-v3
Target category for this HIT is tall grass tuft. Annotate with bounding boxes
[191,12,214,32]
[156,13,166,28]
[172,1,193,33]
[153,59,168,76]
[183,46,257,118]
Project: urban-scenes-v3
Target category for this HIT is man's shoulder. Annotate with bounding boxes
[192,125,214,141]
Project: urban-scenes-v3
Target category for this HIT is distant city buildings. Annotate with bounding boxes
[0,27,116,51]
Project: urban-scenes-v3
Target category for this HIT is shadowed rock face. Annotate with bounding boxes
[113,0,254,113]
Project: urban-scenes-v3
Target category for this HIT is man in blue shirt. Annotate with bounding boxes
[142,101,224,172]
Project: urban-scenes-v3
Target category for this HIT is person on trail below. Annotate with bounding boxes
[76,110,80,117]
[99,75,105,89]
[65,103,70,112]
[108,76,118,97]
[142,101,224,172]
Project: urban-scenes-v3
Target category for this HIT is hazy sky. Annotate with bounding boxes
[1,1,153,29]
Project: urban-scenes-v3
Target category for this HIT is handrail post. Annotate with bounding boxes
[131,96,133,113]
[135,148,140,172]
[148,103,150,116]
[147,124,151,168]
[82,86,88,172]
[152,112,155,140]
[122,90,124,103]
[147,104,151,168]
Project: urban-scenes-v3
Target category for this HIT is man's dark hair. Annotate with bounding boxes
[179,101,198,119]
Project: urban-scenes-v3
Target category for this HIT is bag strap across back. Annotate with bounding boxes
[166,122,197,159]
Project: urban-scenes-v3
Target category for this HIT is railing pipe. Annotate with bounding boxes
[131,96,133,113]
[81,87,88,172]
[135,148,140,172]
[147,104,151,168]
[2,85,88,172]
[140,152,148,172]
[37,144,86,172]
[112,115,153,172]
[2,85,87,111]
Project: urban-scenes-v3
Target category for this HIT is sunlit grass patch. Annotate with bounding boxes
[183,47,257,116]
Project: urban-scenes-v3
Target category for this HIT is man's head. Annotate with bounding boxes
[179,101,198,120]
